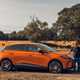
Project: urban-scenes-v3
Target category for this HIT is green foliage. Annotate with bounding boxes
[23,18,49,42]
[52,4,80,40]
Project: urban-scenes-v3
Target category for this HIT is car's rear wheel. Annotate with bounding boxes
[48,60,63,73]
[0,59,13,71]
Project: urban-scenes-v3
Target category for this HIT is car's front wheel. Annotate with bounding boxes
[0,59,13,71]
[48,60,63,73]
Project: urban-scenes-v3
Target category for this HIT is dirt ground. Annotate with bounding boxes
[0,71,80,80]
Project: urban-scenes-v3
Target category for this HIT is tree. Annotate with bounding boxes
[0,31,5,40]
[52,4,80,40]
[23,17,48,41]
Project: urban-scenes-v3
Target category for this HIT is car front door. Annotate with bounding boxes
[24,45,50,67]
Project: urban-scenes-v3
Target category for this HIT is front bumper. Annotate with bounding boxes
[66,60,74,69]
[62,58,75,69]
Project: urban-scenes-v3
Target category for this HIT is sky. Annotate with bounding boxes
[0,0,80,33]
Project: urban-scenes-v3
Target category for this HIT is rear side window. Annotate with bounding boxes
[4,44,25,51]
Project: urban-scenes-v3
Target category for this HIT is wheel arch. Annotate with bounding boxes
[48,59,63,68]
[0,58,13,65]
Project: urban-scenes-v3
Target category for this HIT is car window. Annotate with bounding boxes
[0,47,5,51]
[25,45,38,51]
[4,44,25,51]
[37,43,58,52]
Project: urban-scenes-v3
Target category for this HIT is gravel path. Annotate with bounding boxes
[0,71,80,80]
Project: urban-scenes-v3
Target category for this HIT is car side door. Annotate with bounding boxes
[24,45,50,67]
[5,44,26,64]
[12,44,35,64]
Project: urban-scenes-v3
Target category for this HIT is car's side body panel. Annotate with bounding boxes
[0,43,74,70]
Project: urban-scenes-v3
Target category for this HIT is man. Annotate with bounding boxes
[71,41,80,71]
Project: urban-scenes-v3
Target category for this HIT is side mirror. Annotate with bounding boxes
[39,50,47,54]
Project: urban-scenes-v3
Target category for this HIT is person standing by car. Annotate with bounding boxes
[71,41,80,71]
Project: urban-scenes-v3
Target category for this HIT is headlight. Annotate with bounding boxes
[60,55,71,60]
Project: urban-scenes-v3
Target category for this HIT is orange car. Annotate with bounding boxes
[0,43,74,73]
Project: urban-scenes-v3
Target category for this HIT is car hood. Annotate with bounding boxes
[56,50,68,55]
[49,50,68,54]
[48,50,69,57]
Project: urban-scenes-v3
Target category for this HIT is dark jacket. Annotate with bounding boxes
[72,47,80,59]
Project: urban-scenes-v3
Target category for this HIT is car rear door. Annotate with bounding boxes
[9,45,27,64]
[12,44,36,65]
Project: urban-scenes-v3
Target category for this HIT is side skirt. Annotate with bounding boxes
[14,63,48,70]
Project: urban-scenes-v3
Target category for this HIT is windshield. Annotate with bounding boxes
[37,43,57,52]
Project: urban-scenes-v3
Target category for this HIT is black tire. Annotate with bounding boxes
[48,60,63,73]
[0,59,13,71]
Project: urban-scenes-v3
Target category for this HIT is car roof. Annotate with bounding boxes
[5,43,42,47]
